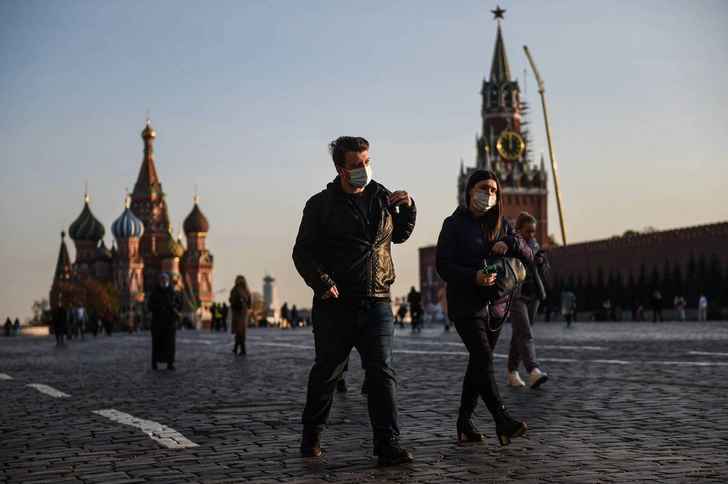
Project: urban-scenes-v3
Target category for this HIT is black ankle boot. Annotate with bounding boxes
[457,407,485,442]
[493,406,527,446]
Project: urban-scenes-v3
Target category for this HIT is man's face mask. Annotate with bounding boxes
[347,165,372,189]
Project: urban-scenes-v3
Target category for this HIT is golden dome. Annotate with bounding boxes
[141,118,156,139]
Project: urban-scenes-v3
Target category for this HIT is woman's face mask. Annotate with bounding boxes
[471,192,496,212]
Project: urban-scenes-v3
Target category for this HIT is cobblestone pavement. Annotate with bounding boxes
[2,321,727,483]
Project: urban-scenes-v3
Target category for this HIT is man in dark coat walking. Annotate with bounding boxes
[292,136,417,465]
[147,273,182,370]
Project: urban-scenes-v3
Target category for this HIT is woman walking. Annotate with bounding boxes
[507,212,550,388]
[436,170,533,446]
[229,275,252,355]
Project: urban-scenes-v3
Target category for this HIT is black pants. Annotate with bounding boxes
[452,317,504,414]
[151,328,176,363]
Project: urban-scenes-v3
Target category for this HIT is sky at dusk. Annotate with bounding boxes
[1,0,727,321]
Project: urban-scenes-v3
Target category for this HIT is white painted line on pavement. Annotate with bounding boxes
[244,342,728,366]
[93,409,198,449]
[540,345,605,351]
[0,373,13,380]
[257,342,314,350]
[688,351,728,357]
[177,338,214,345]
[27,383,70,397]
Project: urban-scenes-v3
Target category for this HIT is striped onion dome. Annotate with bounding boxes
[183,196,210,234]
[93,240,113,261]
[158,226,185,259]
[111,198,145,239]
[68,194,105,242]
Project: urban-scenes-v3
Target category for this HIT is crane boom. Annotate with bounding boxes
[522,45,568,245]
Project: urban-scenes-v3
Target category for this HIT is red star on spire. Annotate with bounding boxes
[491,5,506,19]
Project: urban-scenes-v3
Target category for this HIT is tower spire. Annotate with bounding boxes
[134,117,161,195]
[489,8,512,84]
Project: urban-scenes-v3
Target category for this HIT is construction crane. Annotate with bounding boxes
[523,45,568,245]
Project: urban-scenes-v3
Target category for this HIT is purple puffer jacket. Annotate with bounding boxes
[436,206,534,321]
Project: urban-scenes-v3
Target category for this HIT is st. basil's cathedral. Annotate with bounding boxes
[50,118,214,316]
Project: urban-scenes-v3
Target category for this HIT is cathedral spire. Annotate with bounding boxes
[489,14,512,84]
[133,118,162,195]
[54,229,72,281]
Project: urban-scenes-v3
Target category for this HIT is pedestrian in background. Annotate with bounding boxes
[147,273,182,370]
[292,135,417,464]
[229,275,252,355]
[674,295,686,322]
[51,302,66,345]
[506,212,549,389]
[651,289,664,323]
[102,306,115,335]
[436,170,532,446]
[561,289,576,327]
[698,294,708,322]
[407,287,422,332]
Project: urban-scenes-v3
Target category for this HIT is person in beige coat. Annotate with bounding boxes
[229,275,252,355]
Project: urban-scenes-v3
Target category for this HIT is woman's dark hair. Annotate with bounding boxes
[235,275,250,295]
[465,170,503,241]
[328,136,369,168]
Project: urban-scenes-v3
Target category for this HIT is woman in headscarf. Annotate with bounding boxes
[229,275,252,355]
[147,273,182,370]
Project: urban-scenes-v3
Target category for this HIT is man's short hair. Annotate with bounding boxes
[328,136,369,168]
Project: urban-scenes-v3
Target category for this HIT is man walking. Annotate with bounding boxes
[292,136,417,465]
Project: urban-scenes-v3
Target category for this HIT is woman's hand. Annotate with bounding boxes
[476,271,497,286]
[492,240,508,255]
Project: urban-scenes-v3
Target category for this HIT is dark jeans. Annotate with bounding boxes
[302,300,398,446]
[452,317,504,415]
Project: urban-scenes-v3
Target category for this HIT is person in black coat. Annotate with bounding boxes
[51,302,67,345]
[436,170,533,447]
[147,273,182,370]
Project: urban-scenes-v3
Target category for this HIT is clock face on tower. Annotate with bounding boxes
[496,131,525,161]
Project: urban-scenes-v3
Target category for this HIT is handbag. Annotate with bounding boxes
[477,226,528,332]
[480,255,527,304]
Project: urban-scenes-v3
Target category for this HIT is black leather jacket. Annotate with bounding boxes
[293,176,416,302]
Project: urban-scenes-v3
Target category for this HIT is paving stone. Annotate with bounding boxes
[1,322,728,482]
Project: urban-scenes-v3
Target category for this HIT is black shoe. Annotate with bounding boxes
[494,406,527,446]
[336,379,348,393]
[167,363,175,370]
[300,433,321,457]
[457,407,485,442]
[374,438,413,466]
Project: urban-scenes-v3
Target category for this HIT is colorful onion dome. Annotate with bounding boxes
[111,198,145,239]
[183,196,210,234]
[93,240,113,261]
[158,226,185,259]
[68,193,105,242]
[141,118,156,139]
